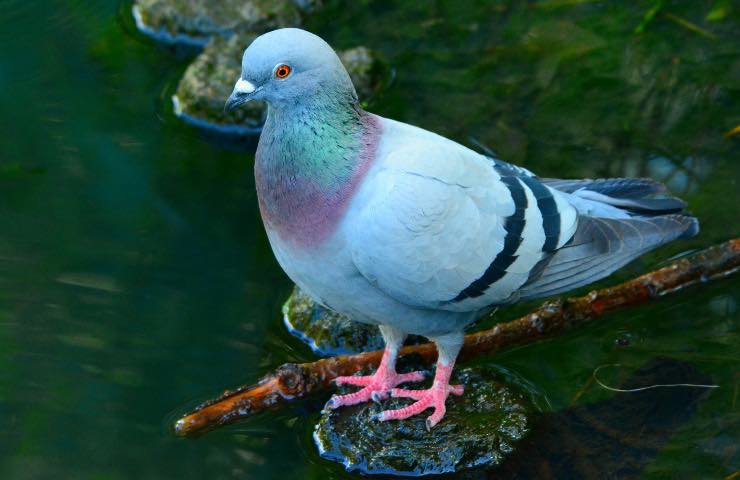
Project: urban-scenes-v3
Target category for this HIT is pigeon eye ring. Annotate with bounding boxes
[274,63,292,79]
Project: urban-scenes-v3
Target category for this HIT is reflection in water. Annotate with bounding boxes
[493,357,712,479]
[646,156,712,195]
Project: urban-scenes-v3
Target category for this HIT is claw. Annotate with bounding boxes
[379,362,463,427]
[329,354,425,411]
[335,374,372,387]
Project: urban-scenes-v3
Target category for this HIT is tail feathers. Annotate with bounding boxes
[543,177,666,198]
[518,214,699,300]
[545,177,687,216]
[572,189,686,215]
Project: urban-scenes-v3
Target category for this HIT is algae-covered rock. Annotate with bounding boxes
[283,287,385,356]
[133,0,304,47]
[173,34,264,133]
[173,34,385,136]
[314,366,532,476]
[337,45,381,103]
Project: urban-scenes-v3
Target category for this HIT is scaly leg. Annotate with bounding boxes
[327,325,425,408]
[378,332,464,430]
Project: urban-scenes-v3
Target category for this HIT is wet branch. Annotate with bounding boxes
[174,238,740,436]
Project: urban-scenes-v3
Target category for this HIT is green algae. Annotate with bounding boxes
[314,366,532,476]
[283,287,385,355]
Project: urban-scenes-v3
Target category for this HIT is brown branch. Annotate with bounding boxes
[174,238,740,436]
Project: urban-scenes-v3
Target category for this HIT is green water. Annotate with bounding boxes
[0,1,738,478]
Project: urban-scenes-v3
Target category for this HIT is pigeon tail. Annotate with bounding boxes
[545,177,688,217]
[518,177,699,301]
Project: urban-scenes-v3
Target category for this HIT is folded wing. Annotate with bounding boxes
[349,141,578,312]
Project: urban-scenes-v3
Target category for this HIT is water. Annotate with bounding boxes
[0,1,738,478]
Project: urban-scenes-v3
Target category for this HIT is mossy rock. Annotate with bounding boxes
[173,34,264,133]
[314,366,532,476]
[133,0,305,47]
[173,34,386,136]
[283,287,385,356]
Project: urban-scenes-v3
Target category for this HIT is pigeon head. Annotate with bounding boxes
[225,28,358,112]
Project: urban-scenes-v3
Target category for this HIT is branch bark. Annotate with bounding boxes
[174,238,740,436]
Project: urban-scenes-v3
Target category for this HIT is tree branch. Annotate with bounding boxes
[174,238,740,436]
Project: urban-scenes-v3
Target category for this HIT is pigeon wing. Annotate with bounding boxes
[348,140,575,312]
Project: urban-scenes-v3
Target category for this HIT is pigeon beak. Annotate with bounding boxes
[224,78,257,112]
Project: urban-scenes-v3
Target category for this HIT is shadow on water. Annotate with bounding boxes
[490,356,713,479]
[330,356,715,479]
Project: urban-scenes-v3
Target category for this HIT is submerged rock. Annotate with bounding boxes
[173,34,385,138]
[314,366,532,476]
[173,34,264,134]
[283,287,385,356]
[132,0,305,47]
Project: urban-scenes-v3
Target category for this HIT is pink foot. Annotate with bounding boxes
[378,363,463,429]
[327,351,425,408]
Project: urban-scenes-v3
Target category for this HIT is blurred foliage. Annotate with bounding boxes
[315,0,738,181]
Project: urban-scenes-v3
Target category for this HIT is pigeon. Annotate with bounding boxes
[225,28,699,429]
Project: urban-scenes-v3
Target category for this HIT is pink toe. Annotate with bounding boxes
[390,388,425,400]
[335,375,372,387]
[396,371,426,383]
[449,384,464,396]
[328,387,372,407]
[379,397,433,421]
[381,379,463,424]
[425,406,446,429]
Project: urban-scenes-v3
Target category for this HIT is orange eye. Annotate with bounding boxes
[275,64,292,79]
